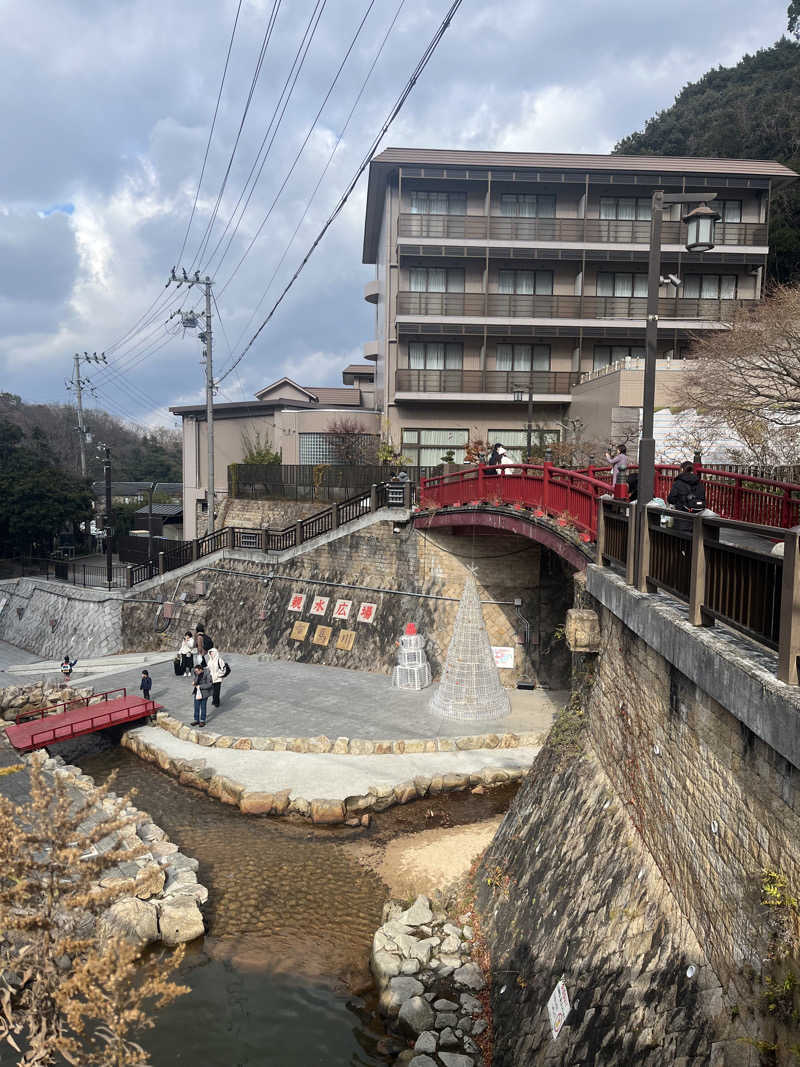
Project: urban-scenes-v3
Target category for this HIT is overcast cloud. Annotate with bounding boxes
[0,0,791,428]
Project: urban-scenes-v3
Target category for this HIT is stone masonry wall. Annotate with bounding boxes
[222,498,323,530]
[0,578,123,659]
[121,521,574,687]
[579,581,800,1005]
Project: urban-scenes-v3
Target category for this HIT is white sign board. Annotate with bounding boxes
[332,599,352,620]
[547,976,570,1040]
[492,646,515,669]
[309,596,330,616]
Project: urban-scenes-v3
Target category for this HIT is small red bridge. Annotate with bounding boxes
[418,463,800,541]
[6,689,161,754]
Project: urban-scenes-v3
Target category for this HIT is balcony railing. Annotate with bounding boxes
[397,291,746,320]
[397,213,768,247]
[395,369,580,394]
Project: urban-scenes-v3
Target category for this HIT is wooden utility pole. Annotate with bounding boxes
[67,351,106,478]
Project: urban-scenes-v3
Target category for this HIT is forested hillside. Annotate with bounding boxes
[614,37,800,282]
[0,394,181,482]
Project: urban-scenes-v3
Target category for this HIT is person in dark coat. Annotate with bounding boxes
[667,462,706,513]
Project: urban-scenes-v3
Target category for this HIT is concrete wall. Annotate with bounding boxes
[0,579,123,659]
[569,362,687,449]
[121,521,575,688]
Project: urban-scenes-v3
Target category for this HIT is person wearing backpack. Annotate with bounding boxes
[668,461,706,531]
[205,647,229,708]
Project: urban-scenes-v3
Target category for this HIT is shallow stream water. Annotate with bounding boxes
[76,747,515,1066]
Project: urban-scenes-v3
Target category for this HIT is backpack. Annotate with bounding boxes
[223,661,231,678]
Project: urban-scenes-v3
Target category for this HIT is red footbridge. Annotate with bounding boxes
[418,463,800,542]
[6,689,161,753]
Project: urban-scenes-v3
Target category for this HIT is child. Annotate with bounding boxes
[60,654,77,683]
[140,670,153,701]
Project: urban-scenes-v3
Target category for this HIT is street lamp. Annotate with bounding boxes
[635,190,719,589]
[512,384,534,462]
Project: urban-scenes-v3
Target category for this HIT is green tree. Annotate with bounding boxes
[614,37,800,283]
[0,420,93,556]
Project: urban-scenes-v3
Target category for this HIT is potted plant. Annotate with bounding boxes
[556,509,576,528]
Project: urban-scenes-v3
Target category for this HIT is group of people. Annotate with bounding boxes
[176,626,229,728]
[605,443,707,515]
[485,443,514,473]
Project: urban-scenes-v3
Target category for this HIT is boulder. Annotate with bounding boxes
[398,995,435,1036]
[439,1027,459,1048]
[100,898,159,947]
[382,976,425,1016]
[272,789,291,815]
[134,864,166,900]
[310,799,345,824]
[240,792,274,816]
[371,949,402,985]
[438,1054,475,1067]
[409,1057,438,1067]
[157,896,205,946]
[398,895,433,927]
[414,1032,437,1054]
[453,962,485,991]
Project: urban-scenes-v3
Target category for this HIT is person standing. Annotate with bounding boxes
[60,654,77,684]
[667,461,706,513]
[178,631,196,676]
[195,625,214,664]
[190,663,213,727]
[140,670,153,701]
[605,444,628,487]
[205,647,228,709]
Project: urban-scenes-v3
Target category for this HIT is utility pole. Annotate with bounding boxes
[169,269,215,536]
[67,351,106,478]
[103,446,113,589]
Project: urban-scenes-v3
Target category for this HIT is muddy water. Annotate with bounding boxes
[78,747,515,1066]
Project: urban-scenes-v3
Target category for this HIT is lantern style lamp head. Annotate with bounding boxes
[683,202,720,253]
[512,389,524,402]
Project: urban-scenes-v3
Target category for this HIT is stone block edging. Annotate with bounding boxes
[122,728,527,826]
[153,711,542,755]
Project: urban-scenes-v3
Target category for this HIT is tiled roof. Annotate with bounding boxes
[342,364,375,375]
[303,387,362,405]
[134,502,183,517]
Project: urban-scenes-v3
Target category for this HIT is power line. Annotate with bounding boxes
[216,0,464,386]
[176,0,244,266]
[228,0,407,354]
[199,0,327,277]
[214,0,376,292]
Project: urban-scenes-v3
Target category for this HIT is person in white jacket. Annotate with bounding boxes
[178,632,196,676]
[496,444,515,475]
[205,647,228,708]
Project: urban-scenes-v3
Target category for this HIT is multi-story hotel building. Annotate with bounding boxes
[361,148,797,465]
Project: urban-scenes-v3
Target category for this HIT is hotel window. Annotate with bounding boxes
[408,267,465,292]
[487,428,560,461]
[408,342,463,370]
[499,194,555,218]
[718,200,742,223]
[498,270,553,295]
[599,197,651,221]
[682,274,737,299]
[495,343,551,371]
[592,344,646,370]
[596,272,648,298]
[401,428,468,466]
[409,190,467,215]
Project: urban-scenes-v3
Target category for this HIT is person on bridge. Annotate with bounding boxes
[486,443,502,475]
[668,462,707,514]
[190,663,213,727]
[605,444,628,487]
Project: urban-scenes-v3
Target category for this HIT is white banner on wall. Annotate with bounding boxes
[547,976,570,1040]
[492,646,515,669]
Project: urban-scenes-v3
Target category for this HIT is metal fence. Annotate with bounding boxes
[0,557,129,589]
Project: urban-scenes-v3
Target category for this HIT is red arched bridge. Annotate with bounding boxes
[417,463,800,541]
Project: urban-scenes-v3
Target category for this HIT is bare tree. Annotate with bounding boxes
[680,285,800,462]
[326,416,376,465]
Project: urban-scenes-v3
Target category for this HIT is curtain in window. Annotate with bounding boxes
[599,199,616,220]
[519,196,537,218]
[426,343,445,369]
[636,199,652,221]
[614,274,633,297]
[537,196,555,218]
[429,193,448,215]
[410,192,426,214]
[447,269,465,292]
[427,268,447,292]
[409,342,426,369]
[683,275,701,299]
[617,199,635,221]
[532,345,550,371]
[409,268,427,292]
[445,344,463,369]
[495,343,512,371]
[720,275,737,299]
[514,345,532,371]
[597,273,614,297]
[499,271,515,294]
[535,271,553,295]
[701,275,719,299]
[722,201,741,223]
[500,196,516,217]
[633,275,648,297]
[516,271,534,295]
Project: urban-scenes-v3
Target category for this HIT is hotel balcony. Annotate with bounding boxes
[397,213,767,248]
[395,368,580,400]
[396,291,748,322]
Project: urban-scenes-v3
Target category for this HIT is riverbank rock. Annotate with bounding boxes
[157,896,205,946]
[101,897,159,947]
[370,894,488,1065]
[0,682,93,721]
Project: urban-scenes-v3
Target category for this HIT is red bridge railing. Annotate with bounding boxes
[419,464,617,538]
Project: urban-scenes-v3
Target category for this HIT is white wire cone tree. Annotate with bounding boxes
[430,573,511,721]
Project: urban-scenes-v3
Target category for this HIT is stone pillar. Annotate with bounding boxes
[370,484,379,512]
[295,519,304,547]
[158,552,166,576]
[192,539,200,562]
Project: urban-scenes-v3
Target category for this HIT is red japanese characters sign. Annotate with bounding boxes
[310,596,330,616]
[357,602,377,624]
[287,593,306,613]
[333,599,352,620]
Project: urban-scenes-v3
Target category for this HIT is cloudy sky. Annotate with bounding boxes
[0,0,791,428]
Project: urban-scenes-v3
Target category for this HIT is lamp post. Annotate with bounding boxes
[513,370,534,461]
[635,192,720,589]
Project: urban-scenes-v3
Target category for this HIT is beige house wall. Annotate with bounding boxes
[568,364,687,450]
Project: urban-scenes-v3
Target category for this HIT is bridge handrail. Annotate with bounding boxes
[15,687,128,724]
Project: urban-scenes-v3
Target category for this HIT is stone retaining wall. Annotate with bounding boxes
[152,710,542,755]
[121,725,526,826]
[0,682,93,723]
[0,578,123,659]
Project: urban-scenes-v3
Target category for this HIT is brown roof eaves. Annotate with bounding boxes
[362,147,799,262]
